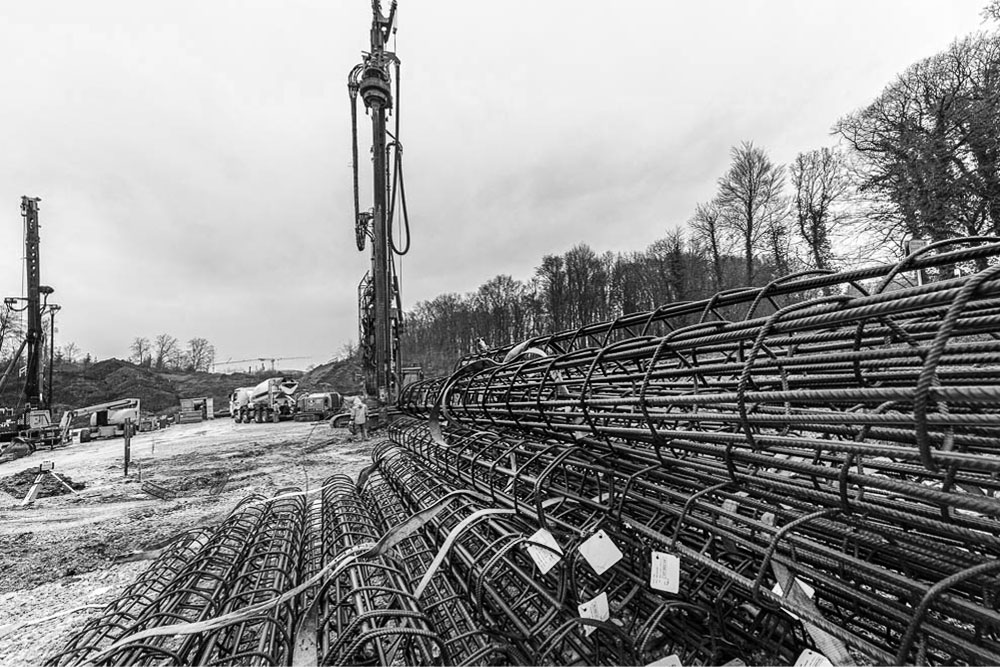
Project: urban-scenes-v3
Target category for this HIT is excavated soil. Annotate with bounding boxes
[0,467,86,500]
[0,418,369,667]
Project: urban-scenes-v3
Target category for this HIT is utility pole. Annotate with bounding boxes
[349,1,402,406]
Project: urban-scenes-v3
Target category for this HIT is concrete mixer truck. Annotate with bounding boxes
[233,377,298,423]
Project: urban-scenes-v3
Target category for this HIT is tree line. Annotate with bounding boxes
[129,334,216,372]
[402,18,1000,376]
[0,320,217,375]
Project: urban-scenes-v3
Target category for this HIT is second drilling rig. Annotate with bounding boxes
[349,0,413,418]
[0,196,61,452]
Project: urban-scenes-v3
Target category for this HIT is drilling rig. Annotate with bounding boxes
[0,196,60,452]
[349,0,411,416]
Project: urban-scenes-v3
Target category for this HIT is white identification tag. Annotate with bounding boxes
[773,578,816,620]
[794,649,833,667]
[578,529,623,575]
[650,551,680,593]
[646,654,682,667]
[525,528,562,575]
[577,591,610,637]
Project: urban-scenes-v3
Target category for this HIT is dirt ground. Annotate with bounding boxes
[0,418,372,667]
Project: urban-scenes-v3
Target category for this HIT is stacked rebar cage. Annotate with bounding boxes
[51,239,1000,665]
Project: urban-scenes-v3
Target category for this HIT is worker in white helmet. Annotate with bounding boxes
[352,396,369,441]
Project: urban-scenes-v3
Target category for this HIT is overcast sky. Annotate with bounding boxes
[0,1,989,370]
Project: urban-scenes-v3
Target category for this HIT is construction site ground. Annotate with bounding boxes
[0,418,370,667]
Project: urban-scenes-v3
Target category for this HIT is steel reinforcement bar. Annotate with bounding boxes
[48,492,308,666]
[371,442,642,665]
[389,417,1000,664]
[393,248,1000,665]
[313,474,444,666]
[359,466,527,665]
[386,419,820,665]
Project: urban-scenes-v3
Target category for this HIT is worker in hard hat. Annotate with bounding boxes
[352,396,369,441]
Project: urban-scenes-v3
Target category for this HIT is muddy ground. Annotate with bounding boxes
[0,418,371,667]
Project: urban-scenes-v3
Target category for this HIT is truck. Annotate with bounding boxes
[237,377,298,423]
[295,392,343,421]
[58,398,142,444]
[229,387,254,422]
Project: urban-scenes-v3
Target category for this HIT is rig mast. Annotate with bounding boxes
[349,1,406,405]
[21,196,44,407]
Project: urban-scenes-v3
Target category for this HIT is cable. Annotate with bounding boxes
[387,59,411,256]
[349,66,365,252]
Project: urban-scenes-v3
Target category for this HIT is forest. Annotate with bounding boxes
[402,21,1000,376]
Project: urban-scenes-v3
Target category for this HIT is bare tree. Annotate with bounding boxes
[129,336,151,366]
[186,337,215,372]
[791,147,852,272]
[61,342,79,364]
[153,333,179,370]
[536,254,568,331]
[715,141,788,285]
[689,201,727,290]
[563,244,610,327]
[836,32,1000,258]
[0,307,23,360]
[983,0,1000,22]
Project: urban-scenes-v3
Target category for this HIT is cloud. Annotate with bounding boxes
[0,0,986,368]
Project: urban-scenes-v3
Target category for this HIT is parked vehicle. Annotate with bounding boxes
[234,378,298,423]
[229,387,254,422]
[295,392,343,421]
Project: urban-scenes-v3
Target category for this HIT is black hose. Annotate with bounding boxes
[349,68,364,252]
[388,59,411,256]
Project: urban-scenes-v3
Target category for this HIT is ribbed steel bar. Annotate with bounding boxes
[315,474,444,666]
[359,467,525,665]
[101,494,291,665]
[49,492,309,666]
[45,528,213,666]
[386,419,816,666]
[397,417,1000,664]
[394,252,1000,665]
[372,442,640,665]
[192,491,306,665]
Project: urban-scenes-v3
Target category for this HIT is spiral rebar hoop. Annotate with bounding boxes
[51,240,1000,665]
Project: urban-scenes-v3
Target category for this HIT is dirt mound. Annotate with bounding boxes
[169,370,267,414]
[0,356,320,418]
[0,467,86,499]
[299,358,362,395]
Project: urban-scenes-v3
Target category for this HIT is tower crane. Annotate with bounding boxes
[212,356,311,372]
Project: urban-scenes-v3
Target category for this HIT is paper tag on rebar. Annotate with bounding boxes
[794,648,833,667]
[773,578,816,600]
[578,529,623,576]
[721,659,747,667]
[646,654,682,667]
[525,528,562,575]
[650,551,680,593]
[577,591,609,637]
[720,498,738,527]
[773,578,816,621]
